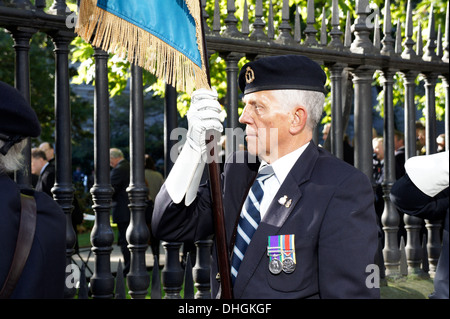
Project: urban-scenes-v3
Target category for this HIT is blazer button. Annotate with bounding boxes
[216,273,221,282]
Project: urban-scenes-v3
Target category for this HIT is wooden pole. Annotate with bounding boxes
[199,1,233,299]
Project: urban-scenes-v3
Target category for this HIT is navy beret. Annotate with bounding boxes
[238,55,326,94]
[0,81,41,139]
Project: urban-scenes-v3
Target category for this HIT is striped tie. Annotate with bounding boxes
[231,165,274,285]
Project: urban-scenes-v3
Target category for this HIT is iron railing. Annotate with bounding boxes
[0,0,448,299]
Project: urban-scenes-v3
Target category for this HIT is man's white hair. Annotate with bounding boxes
[0,139,27,174]
[272,89,325,130]
[110,148,124,159]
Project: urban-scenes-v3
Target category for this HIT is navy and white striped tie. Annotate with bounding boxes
[231,165,274,285]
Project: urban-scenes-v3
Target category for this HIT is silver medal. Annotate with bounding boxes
[269,258,283,275]
[282,256,296,274]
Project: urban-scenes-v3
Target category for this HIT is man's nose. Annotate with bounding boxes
[239,105,251,124]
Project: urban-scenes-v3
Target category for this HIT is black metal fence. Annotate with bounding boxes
[1,0,448,299]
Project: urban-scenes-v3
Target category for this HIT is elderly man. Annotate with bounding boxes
[0,81,65,298]
[152,55,379,299]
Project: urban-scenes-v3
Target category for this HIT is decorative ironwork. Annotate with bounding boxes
[1,0,448,298]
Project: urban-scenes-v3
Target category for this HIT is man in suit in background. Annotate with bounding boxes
[394,130,406,180]
[31,148,55,197]
[152,55,379,299]
[39,142,55,165]
[110,148,131,276]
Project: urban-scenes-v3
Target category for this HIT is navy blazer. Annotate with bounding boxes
[35,161,55,197]
[153,142,380,299]
[0,174,66,298]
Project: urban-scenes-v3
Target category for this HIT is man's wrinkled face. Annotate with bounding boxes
[239,90,292,163]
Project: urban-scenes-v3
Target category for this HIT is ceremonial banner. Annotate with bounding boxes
[75,0,209,93]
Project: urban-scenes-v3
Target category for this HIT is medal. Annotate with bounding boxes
[267,234,296,274]
[282,256,296,273]
[269,258,283,274]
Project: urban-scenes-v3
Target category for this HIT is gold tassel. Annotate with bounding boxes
[75,0,210,94]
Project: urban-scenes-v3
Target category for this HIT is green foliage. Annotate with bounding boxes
[0,29,92,147]
[2,0,447,167]
[68,0,446,125]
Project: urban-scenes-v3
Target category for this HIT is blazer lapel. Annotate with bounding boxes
[264,141,319,227]
[232,142,319,298]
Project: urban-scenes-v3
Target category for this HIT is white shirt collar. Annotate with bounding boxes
[259,142,310,185]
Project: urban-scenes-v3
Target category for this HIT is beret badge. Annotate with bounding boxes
[245,66,255,84]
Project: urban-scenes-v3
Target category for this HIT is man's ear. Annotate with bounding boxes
[289,106,307,135]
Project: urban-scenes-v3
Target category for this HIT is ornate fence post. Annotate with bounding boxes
[326,0,346,160]
[49,29,77,298]
[380,69,401,278]
[378,0,400,279]
[350,0,376,179]
[304,0,318,46]
[401,72,419,159]
[8,26,36,190]
[193,240,213,299]
[351,67,376,178]
[249,0,267,41]
[126,64,150,298]
[162,242,184,299]
[424,73,438,155]
[423,72,442,276]
[90,47,115,299]
[222,52,244,156]
[328,64,345,160]
[275,0,293,45]
[164,84,177,176]
[401,70,425,276]
[223,0,243,39]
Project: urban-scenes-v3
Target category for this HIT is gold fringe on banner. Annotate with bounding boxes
[75,0,210,94]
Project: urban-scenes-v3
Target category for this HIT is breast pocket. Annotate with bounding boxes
[266,235,316,292]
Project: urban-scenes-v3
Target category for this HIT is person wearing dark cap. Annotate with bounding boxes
[152,55,379,298]
[0,81,66,298]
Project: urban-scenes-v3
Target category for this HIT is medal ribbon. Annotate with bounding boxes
[284,234,296,264]
[268,235,281,262]
[267,234,296,263]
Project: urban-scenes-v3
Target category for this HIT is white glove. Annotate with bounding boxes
[165,88,223,205]
[186,88,223,155]
[405,151,449,197]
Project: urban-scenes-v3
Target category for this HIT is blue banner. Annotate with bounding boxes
[96,0,202,68]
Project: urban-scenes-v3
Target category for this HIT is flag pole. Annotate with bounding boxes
[199,2,233,299]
